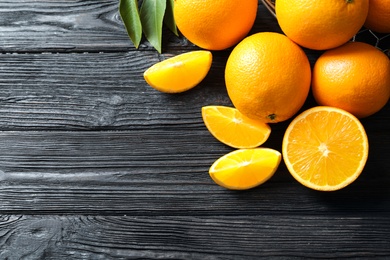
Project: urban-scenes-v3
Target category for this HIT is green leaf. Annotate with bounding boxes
[164,0,178,36]
[140,0,167,53]
[119,0,142,48]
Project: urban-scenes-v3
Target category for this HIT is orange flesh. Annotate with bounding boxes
[283,107,368,191]
[210,148,281,190]
[202,106,271,148]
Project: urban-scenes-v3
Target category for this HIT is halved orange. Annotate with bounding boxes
[143,50,212,93]
[209,148,281,190]
[202,106,271,148]
[282,106,369,191]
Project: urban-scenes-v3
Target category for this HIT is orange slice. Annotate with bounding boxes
[282,106,369,191]
[209,148,281,190]
[143,50,212,93]
[202,106,271,148]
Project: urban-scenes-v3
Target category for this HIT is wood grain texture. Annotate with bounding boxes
[0,0,144,52]
[0,51,231,130]
[0,1,389,259]
[0,130,388,216]
[0,215,389,259]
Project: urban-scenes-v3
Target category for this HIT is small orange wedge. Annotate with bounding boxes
[143,50,212,93]
[202,106,271,148]
[209,148,281,190]
[282,106,369,191]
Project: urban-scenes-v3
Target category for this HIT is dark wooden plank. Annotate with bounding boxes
[0,1,278,53]
[0,215,389,259]
[0,50,234,130]
[0,0,152,52]
[0,130,389,215]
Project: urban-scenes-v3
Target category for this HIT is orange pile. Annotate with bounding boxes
[140,0,389,191]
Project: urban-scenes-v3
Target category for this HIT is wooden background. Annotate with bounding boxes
[0,1,389,259]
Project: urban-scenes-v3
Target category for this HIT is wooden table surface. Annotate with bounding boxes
[0,1,389,259]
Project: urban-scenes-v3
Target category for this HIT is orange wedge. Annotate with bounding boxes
[282,106,369,191]
[209,148,281,190]
[202,106,271,148]
[143,50,212,93]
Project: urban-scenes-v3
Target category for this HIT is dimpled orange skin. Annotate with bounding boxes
[312,42,390,118]
[173,0,258,50]
[225,32,311,123]
[364,0,390,33]
[275,0,369,50]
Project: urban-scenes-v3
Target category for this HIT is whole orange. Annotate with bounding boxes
[364,0,390,33]
[275,0,369,50]
[312,42,390,118]
[173,0,258,50]
[225,32,311,123]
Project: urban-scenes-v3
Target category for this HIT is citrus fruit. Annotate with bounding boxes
[364,0,390,33]
[173,0,258,50]
[209,148,281,190]
[225,32,311,123]
[312,42,390,118]
[202,106,271,149]
[282,106,369,191]
[143,50,212,93]
[275,0,369,50]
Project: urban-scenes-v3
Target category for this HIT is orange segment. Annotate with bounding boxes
[209,148,281,190]
[143,50,212,93]
[202,106,271,148]
[282,106,369,191]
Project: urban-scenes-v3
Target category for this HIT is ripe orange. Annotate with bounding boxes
[364,0,390,33]
[225,32,311,123]
[312,42,390,118]
[282,106,369,191]
[173,0,258,50]
[201,106,271,149]
[209,148,281,190]
[275,0,369,50]
[143,50,212,93]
